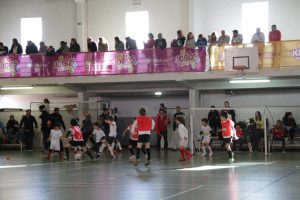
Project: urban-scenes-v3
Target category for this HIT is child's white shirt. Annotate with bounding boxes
[109,122,117,137]
[50,129,62,151]
[92,129,105,142]
[200,125,212,136]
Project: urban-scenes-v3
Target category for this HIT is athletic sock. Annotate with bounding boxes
[228,151,232,159]
[85,151,93,160]
[108,146,114,156]
[202,147,207,155]
[146,148,150,161]
[141,147,146,155]
[111,143,115,150]
[129,148,134,155]
[183,148,191,156]
[65,148,69,160]
[179,148,185,159]
[99,144,105,153]
[136,148,140,160]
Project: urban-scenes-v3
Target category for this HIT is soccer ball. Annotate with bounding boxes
[74,151,82,160]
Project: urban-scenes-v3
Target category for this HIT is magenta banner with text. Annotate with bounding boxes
[0,47,206,78]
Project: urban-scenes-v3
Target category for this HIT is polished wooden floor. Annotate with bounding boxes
[0,149,299,200]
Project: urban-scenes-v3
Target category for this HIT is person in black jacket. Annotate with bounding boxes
[25,41,38,55]
[0,42,9,56]
[125,37,137,50]
[87,38,97,52]
[9,38,23,55]
[155,33,167,49]
[39,105,51,151]
[208,106,221,136]
[50,108,66,131]
[19,110,38,150]
[69,38,81,52]
[223,101,236,123]
[6,115,19,143]
[282,112,297,143]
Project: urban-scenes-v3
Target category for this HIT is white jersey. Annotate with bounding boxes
[200,125,212,136]
[109,122,117,137]
[50,129,62,151]
[92,129,106,142]
[178,123,188,147]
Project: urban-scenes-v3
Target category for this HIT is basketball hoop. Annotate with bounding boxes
[233,65,247,76]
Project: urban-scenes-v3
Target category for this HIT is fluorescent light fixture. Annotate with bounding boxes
[1,86,34,90]
[155,91,162,96]
[229,79,270,84]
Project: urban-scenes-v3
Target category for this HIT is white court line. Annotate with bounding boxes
[160,185,203,200]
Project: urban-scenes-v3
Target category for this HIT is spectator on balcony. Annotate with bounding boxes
[87,38,97,52]
[173,30,186,47]
[9,38,23,55]
[46,46,56,56]
[98,37,108,52]
[231,30,243,46]
[185,32,196,48]
[269,25,281,42]
[155,33,167,49]
[0,42,8,56]
[125,37,137,50]
[56,41,69,54]
[39,41,48,54]
[208,32,218,58]
[218,30,230,46]
[196,34,208,49]
[114,37,125,51]
[251,28,265,44]
[25,41,39,55]
[69,38,81,52]
[144,33,155,49]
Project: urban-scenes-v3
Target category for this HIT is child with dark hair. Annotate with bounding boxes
[233,122,246,151]
[247,118,260,152]
[47,123,63,160]
[220,111,236,163]
[272,120,287,153]
[200,118,213,156]
[92,122,106,159]
[104,116,118,159]
[176,116,192,161]
[282,112,296,143]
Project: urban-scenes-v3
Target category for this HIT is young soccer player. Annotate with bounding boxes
[47,123,63,160]
[220,111,236,163]
[200,118,213,157]
[131,107,155,167]
[92,122,106,159]
[104,116,117,159]
[176,116,192,161]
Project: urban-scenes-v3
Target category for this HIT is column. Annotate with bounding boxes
[74,0,88,51]
[189,89,200,154]
[77,91,89,122]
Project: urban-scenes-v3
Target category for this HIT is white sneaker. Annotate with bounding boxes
[229,158,235,163]
[201,153,206,157]
[209,152,213,157]
[129,155,136,160]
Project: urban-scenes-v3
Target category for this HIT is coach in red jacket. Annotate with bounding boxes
[155,108,170,151]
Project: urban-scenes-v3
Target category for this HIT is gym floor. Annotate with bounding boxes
[0,150,299,200]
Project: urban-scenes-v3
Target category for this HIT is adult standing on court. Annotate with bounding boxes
[19,110,38,151]
[155,108,170,151]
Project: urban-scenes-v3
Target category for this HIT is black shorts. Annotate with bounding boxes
[138,134,150,143]
[107,136,115,145]
[223,137,233,144]
[129,139,138,147]
[70,140,85,147]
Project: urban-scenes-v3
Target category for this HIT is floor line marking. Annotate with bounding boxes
[160,185,203,200]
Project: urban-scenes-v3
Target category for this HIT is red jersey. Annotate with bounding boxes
[71,126,83,141]
[129,124,138,140]
[137,116,153,131]
[221,119,234,138]
[235,126,244,138]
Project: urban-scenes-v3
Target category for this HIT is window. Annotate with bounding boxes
[21,17,42,49]
[242,2,268,43]
[125,11,149,49]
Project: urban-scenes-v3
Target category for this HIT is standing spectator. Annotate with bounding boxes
[9,38,23,55]
[218,30,230,46]
[185,32,196,48]
[87,37,97,52]
[46,46,56,56]
[125,37,137,50]
[269,25,281,42]
[39,105,51,151]
[0,42,9,56]
[98,37,108,52]
[231,30,243,46]
[98,108,110,135]
[155,108,170,151]
[196,34,208,48]
[114,37,125,51]
[25,41,38,55]
[282,112,296,143]
[208,32,218,61]
[144,33,155,49]
[223,101,236,123]
[50,108,66,131]
[19,110,38,151]
[39,41,48,53]
[172,106,185,151]
[69,38,81,52]
[155,33,167,49]
[56,41,69,54]
[43,98,50,113]
[175,30,186,47]
[251,28,265,44]
[255,111,264,130]
[208,106,221,136]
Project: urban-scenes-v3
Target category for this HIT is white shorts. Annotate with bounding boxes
[50,141,61,151]
[179,138,188,148]
[202,135,211,144]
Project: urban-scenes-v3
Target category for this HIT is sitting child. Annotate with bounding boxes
[233,123,245,151]
[272,120,287,153]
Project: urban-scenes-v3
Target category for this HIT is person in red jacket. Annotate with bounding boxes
[155,108,170,151]
[272,120,287,153]
[269,25,281,42]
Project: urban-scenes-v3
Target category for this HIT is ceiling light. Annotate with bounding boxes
[229,79,270,84]
[0,86,34,90]
[155,91,162,96]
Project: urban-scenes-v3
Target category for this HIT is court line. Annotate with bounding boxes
[160,185,203,200]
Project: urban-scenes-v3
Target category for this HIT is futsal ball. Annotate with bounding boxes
[74,152,82,160]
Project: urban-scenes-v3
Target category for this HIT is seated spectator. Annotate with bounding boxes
[46,46,56,56]
[56,41,69,54]
[114,37,125,51]
[195,34,208,48]
[87,37,97,52]
[0,42,9,56]
[272,120,287,152]
[173,30,186,47]
[269,24,281,42]
[98,37,108,52]
[282,112,296,143]
[185,32,196,48]
[69,38,81,52]
[9,38,23,55]
[39,41,48,53]
[144,33,155,49]
[125,37,137,50]
[155,33,167,49]
[25,40,38,55]
[231,30,243,46]
[251,28,265,44]
[218,30,230,46]
[6,115,19,143]
[233,122,247,151]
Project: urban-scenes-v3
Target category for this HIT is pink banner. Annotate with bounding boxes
[0,47,206,78]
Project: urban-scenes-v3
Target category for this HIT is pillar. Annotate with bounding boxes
[74,0,88,51]
[77,91,89,122]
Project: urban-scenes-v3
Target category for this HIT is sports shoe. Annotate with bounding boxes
[129,155,136,160]
[201,153,206,157]
[134,159,140,167]
[187,154,193,160]
[179,158,186,161]
[209,152,213,157]
[144,160,151,167]
[111,155,116,160]
[96,154,101,160]
[229,158,235,163]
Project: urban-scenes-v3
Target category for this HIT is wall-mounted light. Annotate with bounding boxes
[229,79,270,84]
[155,91,162,96]
[0,86,34,90]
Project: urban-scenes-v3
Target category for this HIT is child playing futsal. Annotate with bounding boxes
[176,116,192,161]
[200,118,213,157]
[47,123,63,160]
[220,111,236,163]
[104,116,118,159]
[92,122,106,159]
[131,107,155,167]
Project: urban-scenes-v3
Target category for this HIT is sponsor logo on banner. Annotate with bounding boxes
[0,57,18,76]
[53,56,77,74]
[291,47,300,60]
[174,49,200,69]
[114,52,136,73]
